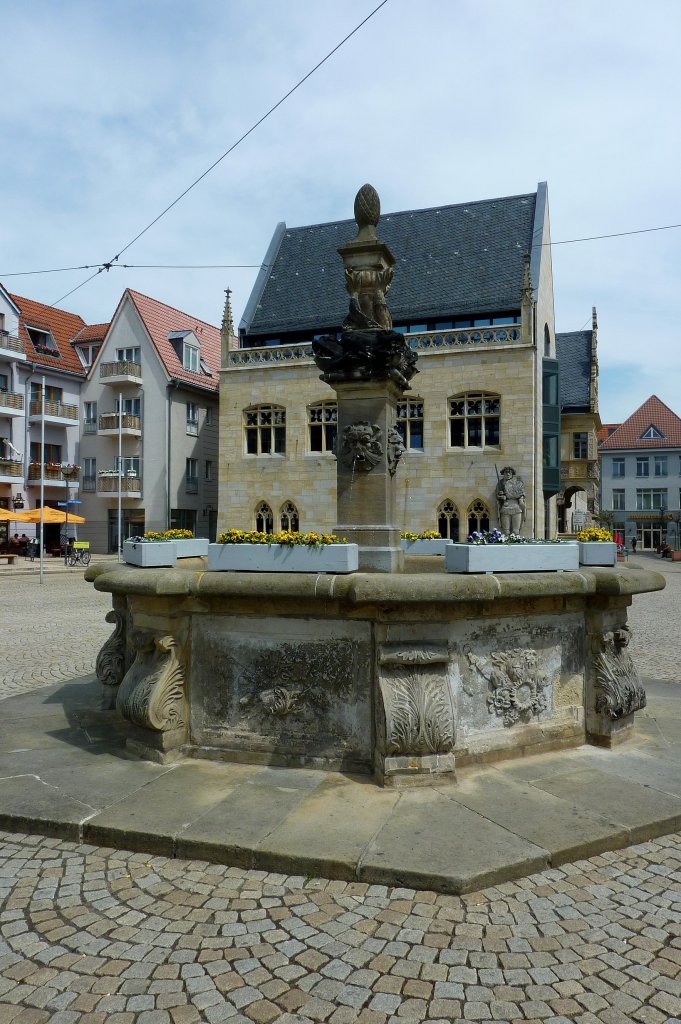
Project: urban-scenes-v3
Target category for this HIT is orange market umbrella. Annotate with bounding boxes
[20,506,86,524]
[0,508,33,522]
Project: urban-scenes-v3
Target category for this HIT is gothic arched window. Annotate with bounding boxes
[467,499,490,537]
[255,501,274,534]
[437,499,459,541]
[280,501,300,532]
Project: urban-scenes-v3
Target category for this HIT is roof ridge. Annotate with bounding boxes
[126,288,219,331]
[9,291,85,322]
[285,191,538,233]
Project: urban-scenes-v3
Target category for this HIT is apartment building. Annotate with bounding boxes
[78,289,222,552]
[600,395,681,550]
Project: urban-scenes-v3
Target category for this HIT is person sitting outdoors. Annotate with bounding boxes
[8,534,20,549]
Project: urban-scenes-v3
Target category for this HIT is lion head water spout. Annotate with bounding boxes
[312,185,418,572]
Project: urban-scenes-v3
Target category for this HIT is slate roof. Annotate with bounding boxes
[556,330,592,411]
[599,396,681,450]
[10,292,87,376]
[244,191,538,338]
[125,289,220,392]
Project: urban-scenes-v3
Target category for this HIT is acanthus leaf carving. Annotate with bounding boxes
[95,609,126,690]
[378,644,454,756]
[116,634,186,733]
[594,626,646,720]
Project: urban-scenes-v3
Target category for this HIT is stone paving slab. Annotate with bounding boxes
[0,676,680,895]
[443,767,631,865]
[533,766,681,844]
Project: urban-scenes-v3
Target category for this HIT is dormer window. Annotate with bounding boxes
[183,344,200,373]
[640,425,664,440]
[76,343,101,368]
[27,326,59,357]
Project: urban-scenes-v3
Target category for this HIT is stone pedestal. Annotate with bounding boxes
[334,378,405,572]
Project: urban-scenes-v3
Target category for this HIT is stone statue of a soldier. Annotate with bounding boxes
[496,466,526,535]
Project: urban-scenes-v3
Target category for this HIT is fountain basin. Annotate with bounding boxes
[87,562,664,786]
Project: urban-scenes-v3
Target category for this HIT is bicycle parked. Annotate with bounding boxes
[67,542,91,567]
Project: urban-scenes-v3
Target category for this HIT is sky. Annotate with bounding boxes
[2,0,680,424]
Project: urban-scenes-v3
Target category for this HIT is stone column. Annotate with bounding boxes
[334,378,405,571]
[312,184,418,572]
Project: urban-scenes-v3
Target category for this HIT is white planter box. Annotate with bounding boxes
[173,538,209,558]
[207,543,358,574]
[401,538,451,556]
[445,542,579,574]
[578,541,618,566]
[123,540,176,567]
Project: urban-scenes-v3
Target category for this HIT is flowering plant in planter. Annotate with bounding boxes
[217,529,346,547]
[577,527,613,542]
[163,529,193,540]
[401,530,442,541]
[467,529,561,545]
[134,532,171,542]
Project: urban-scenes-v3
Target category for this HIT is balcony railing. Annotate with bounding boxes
[0,391,24,412]
[100,360,142,379]
[0,458,23,478]
[186,420,199,436]
[83,420,97,434]
[28,463,64,481]
[0,331,25,357]
[99,412,142,432]
[185,478,199,494]
[226,325,526,370]
[97,474,142,494]
[29,399,79,421]
[82,475,97,492]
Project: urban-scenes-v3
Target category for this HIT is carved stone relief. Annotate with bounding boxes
[594,627,647,720]
[95,609,126,690]
[238,640,357,728]
[378,645,455,756]
[339,421,383,471]
[116,635,186,733]
[387,426,406,477]
[467,648,549,727]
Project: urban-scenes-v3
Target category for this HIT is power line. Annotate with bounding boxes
[4,215,678,300]
[50,0,390,306]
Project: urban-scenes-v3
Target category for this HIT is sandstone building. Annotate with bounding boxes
[219,183,562,539]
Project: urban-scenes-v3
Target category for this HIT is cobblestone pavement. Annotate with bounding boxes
[0,572,113,700]
[627,555,681,684]
[0,830,679,1024]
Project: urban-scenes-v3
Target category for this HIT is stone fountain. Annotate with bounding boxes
[87,186,663,787]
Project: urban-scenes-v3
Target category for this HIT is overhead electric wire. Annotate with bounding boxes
[49,0,390,307]
[3,216,676,285]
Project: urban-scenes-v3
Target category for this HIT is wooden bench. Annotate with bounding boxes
[0,554,18,565]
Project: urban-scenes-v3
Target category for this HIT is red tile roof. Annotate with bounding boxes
[597,423,620,445]
[599,396,681,449]
[71,323,110,344]
[9,292,88,376]
[125,289,220,392]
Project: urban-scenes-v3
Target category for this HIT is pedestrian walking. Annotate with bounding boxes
[630,535,637,554]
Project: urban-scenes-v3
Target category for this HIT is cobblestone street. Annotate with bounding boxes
[0,564,679,1023]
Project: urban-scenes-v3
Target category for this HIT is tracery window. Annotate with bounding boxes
[467,499,490,536]
[280,501,299,532]
[396,399,424,450]
[437,499,459,541]
[449,392,500,448]
[244,405,286,455]
[308,401,337,454]
[255,501,274,533]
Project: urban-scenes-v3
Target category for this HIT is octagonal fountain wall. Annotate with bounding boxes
[88,561,661,786]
